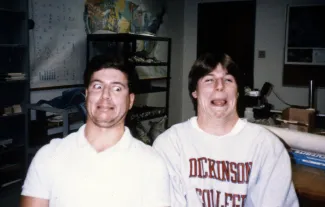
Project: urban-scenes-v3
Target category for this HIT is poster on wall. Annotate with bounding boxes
[29,0,166,89]
[29,0,87,89]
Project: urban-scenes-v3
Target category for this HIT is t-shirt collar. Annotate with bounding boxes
[76,124,132,152]
[190,116,246,137]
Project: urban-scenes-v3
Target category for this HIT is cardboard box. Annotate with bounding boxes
[282,107,315,132]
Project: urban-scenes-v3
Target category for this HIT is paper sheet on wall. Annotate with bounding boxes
[30,0,86,89]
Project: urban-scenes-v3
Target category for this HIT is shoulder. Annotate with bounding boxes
[32,130,79,164]
[129,138,167,168]
[153,119,191,147]
[246,122,287,155]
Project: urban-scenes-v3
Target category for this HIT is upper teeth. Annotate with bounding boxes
[212,100,226,105]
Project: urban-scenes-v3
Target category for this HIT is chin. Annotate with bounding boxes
[94,120,116,128]
[213,109,234,119]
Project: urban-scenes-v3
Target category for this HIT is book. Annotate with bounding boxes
[290,148,325,164]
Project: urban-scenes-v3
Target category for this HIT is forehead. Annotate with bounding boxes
[211,64,228,74]
[90,68,128,83]
[203,64,229,77]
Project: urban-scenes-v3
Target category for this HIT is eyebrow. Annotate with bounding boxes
[204,74,214,77]
[111,81,127,88]
[90,79,127,88]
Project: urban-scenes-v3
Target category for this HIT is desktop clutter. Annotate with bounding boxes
[244,82,325,170]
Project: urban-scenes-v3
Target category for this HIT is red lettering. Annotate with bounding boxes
[194,189,247,207]
[208,158,217,179]
[210,189,215,207]
[230,162,237,183]
[222,161,230,181]
[215,160,222,180]
[245,162,252,183]
[237,163,245,184]
[241,194,247,207]
[215,190,221,207]
[189,158,197,177]
[224,193,232,207]
[202,189,212,207]
[195,188,204,207]
[232,194,241,207]
[198,157,208,178]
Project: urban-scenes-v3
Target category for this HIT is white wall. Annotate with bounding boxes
[163,0,185,125]
[254,0,325,113]
[182,0,325,121]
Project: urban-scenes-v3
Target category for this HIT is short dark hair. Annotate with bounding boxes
[84,55,138,93]
[188,53,245,115]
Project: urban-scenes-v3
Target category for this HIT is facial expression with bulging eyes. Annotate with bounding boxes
[85,68,135,128]
[192,64,239,121]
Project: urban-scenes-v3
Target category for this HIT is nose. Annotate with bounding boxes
[215,79,224,91]
[101,87,111,99]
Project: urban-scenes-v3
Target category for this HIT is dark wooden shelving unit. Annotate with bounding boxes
[0,0,30,193]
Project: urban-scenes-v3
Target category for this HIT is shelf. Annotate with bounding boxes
[0,44,26,48]
[134,86,167,94]
[129,106,166,121]
[0,112,24,119]
[0,179,23,189]
[87,33,171,42]
[0,79,27,83]
[0,144,24,155]
[0,0,30,188]
[0,163,21,173]
[47,120,83,136]
[27,104,79,114]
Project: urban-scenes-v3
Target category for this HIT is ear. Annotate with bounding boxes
[192,91,198,99]
[85,89,88,98]
[129,93,135,109]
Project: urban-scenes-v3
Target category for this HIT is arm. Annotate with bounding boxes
[20,196,49,207]
[144,153,171,207]
[248,137,299,207]
[153,133,187,207]
[20,143,56,207]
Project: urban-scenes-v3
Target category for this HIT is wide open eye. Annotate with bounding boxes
[112,86,122,92]
[93,83,102,89]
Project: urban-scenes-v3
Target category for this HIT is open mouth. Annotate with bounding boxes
[211,100,227,107]
[97,105,114,111]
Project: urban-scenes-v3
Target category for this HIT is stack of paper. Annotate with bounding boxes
[0,73,26,81]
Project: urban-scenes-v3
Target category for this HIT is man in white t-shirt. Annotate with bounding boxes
[153,53,299,207]
[21,55,170,207]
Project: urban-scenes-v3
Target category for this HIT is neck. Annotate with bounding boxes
[84,121,125,152]
[197,113,239,136]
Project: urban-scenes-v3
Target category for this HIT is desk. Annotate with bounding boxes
[292,164,325,206]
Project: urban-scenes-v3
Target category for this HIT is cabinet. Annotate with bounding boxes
[0,0,30,191]
[87,34,171,144]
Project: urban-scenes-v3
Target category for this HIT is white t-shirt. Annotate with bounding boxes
[153,117,299,207]
[22,125,170,207]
